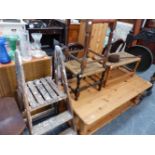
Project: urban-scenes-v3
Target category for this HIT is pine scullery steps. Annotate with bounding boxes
[15,46,77,135]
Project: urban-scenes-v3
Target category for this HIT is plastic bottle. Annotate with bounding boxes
[0,36,11,64]
[18,30,32,61]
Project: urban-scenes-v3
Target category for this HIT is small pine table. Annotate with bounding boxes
[104,52,141,86]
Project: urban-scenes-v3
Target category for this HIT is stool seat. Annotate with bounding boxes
[65,58,105,77]
[0,97,26,135]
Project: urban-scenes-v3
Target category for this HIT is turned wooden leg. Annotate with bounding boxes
[98,71,105,90]
[103,67,111,87]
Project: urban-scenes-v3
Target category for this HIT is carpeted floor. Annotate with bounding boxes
[94,65,155,135]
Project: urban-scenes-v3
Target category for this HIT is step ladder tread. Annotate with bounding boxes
[26,77,67,109]
[59,128,77,135]
[32,111,73,135]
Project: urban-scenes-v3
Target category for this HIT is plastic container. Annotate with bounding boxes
[0,36,11,64]
[18,30,32,61]
[8,34,18,61]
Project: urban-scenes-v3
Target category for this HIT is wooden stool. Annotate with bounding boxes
[0,97,26,135]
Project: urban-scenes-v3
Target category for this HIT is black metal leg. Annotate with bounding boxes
[98,72,105,91]
[75,75,81,100]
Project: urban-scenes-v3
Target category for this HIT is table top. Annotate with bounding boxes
[0,56,51,69]
[106,52,141,69]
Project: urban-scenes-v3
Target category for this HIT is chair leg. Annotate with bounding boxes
[27,114,33,135]
[98,72,105,91]
[75,75,81,100]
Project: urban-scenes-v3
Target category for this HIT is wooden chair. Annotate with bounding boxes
[15,46,76,135]
[0,97,26,135]
[65,19,116,100]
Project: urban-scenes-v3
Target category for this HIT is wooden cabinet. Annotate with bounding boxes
[0,57,51,97]
[68,24,80,43]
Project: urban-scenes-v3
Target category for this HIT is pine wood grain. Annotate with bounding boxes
[89,23,108,55]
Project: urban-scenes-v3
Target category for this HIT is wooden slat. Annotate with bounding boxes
[26,86,38,108]
[40,78,58,99]
[46,77,66,98]
[27,81,45,105]
[31,108,55,121]
[34,79,52,102]
[32,111,73,135]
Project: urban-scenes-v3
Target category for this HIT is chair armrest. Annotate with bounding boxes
[88,48,104,58]
[66,52,82,64]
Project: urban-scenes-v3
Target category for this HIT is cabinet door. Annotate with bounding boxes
[68,24,80,43]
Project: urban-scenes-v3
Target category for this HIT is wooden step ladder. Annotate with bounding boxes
[15,46,77,135]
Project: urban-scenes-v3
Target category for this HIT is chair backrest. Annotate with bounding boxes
[78,20,109,54]
[78,20,116,55]
[89,22,108,55]
[91,19,116,57]
[81,19,116,59]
